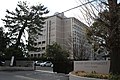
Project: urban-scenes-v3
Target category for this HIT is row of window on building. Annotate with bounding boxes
[30,53,44,58]
[34,41,46,46]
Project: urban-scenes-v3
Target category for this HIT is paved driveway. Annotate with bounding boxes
[35,66,53,71]
[0,71,69,80]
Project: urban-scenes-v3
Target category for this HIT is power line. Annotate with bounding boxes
[62,0,96,13]
[49,0,96,17]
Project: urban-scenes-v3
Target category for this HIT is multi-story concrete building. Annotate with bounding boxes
[29,13,92,59]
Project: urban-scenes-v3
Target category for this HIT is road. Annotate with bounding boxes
[0,66,69,80]
[35,66,53,71]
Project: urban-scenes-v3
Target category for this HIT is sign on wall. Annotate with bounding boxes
[74,60,110,74]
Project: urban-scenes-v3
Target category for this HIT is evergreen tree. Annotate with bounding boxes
[45,42,69,61]
[2,1,49,65]
[0,27,9,54]
[2,1,49,49]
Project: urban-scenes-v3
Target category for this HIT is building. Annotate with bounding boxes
[29,13,92,59]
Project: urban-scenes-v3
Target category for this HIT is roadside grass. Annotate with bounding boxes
[71,71,120,80]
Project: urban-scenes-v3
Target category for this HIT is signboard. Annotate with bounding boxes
[10,56,14,66]
[74,60,110,74]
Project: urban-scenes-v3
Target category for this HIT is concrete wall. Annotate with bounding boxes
[74,61,110,74]
[4,60,34,67]
[0,60,34,71]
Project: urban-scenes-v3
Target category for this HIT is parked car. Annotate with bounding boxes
[34,61,43,66]
[51,64,53,68]
[0,61,5,66]
[40,61,53,67]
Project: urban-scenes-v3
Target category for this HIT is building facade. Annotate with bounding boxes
[29,13,92,59]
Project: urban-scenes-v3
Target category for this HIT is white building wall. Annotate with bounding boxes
[29,13,92,59]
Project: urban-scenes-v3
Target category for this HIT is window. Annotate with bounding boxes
[42,47,45,50]
[34,43,37,46]
[42,41,45,44]
[31,54,33,57]
[34,54,37,57]
[38,54,40,57]
[38,42,41,44]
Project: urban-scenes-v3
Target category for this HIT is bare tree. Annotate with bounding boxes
[65,33,90,60]
[77,0,120,74]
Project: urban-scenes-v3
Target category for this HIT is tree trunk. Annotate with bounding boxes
[109,31,120,74]
[110,45,120,74]
[108,0,120,74]
[12,20,27,66]
[16,20,27,47]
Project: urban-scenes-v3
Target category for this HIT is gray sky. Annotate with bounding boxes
[1,0,120,27]
[0,0,86,26]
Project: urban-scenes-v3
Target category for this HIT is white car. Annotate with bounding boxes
[40,61,53,67]
[34,61,43,66]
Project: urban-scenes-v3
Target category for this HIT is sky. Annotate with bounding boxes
[1,0,120,27]
[0,0,86,26]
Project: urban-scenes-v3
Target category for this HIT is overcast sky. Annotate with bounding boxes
[1,0,120,27]
[0,0,88,26]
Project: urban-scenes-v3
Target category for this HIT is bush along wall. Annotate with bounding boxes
[53,60,73,74]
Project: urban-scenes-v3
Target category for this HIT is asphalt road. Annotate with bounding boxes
[35,66,53,71]
[0,67,69,80]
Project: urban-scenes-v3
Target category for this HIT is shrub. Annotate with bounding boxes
[72,71,109,79]
[109,74,120,80]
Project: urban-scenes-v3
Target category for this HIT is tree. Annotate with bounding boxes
[45,42,73,74]
[65,34,91,60]
[4,46,24,59]
[45,42,69,61]
[91,0,120,74]
[86,10,110,60]
[107,0,120,74]
[0,27,6,54]
[2,1,49,61]
[79,0,120,74]
[0,27,10,62]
